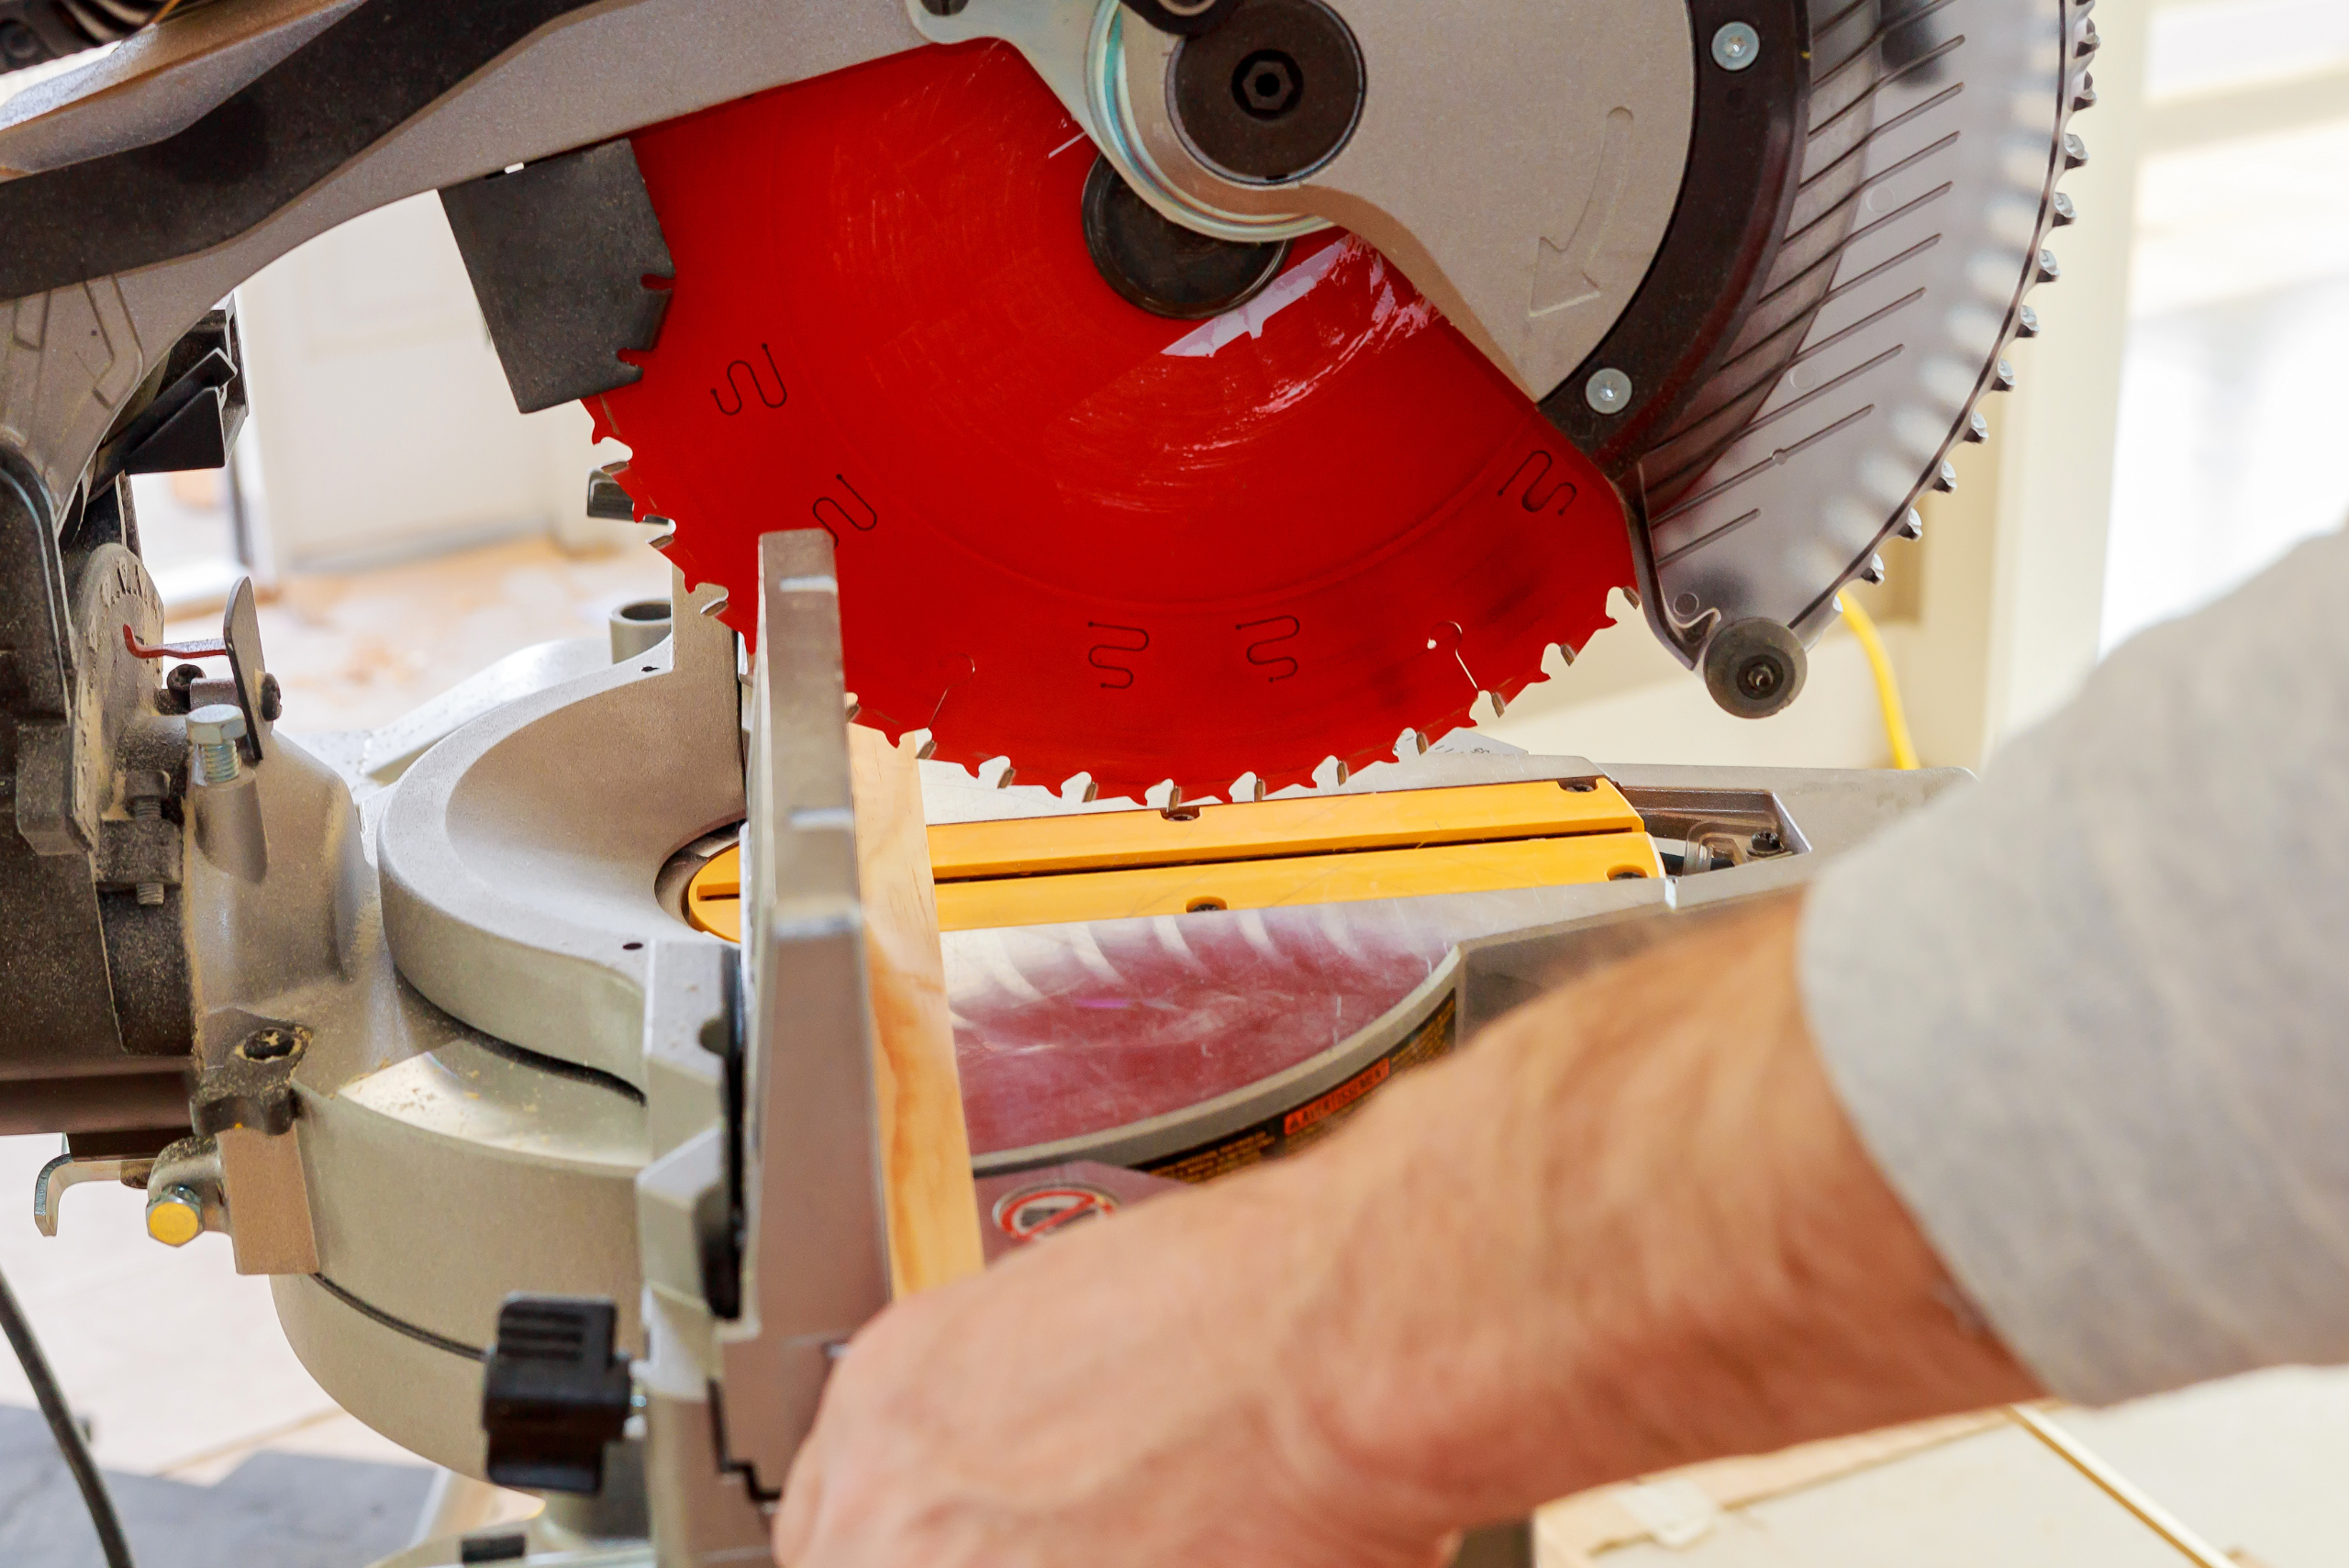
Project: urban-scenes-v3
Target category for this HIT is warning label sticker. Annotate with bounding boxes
[991,1183,1120,1243]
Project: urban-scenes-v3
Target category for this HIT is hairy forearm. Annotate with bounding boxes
[1268,895,2040,1531]
[775,895,2039,1568]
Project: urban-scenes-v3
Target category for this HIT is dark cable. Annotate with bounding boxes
[0,1257,137,1568]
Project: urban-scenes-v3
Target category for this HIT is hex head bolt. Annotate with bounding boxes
[186,704,247,785]
[146,1186,205,1247]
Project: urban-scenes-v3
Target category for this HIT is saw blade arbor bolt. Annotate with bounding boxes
[1169,0,1364,183]
[1235,50,1302,117]
[1585,367,1633,415]
[186,704,246,785]
[1710,21,1761,71]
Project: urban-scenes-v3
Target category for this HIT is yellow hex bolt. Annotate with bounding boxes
[145,1187,205,1247]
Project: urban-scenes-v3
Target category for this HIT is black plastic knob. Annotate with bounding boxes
[481,1296,633,1495]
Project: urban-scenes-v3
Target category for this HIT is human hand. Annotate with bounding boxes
[770,1153,1460,1568]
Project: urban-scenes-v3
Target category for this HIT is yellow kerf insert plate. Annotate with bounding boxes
[685,777,1657,939]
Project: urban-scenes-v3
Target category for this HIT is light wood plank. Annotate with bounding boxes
[847,726,985,1296]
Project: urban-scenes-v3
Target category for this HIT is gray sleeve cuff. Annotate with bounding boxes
[1798,531,2349,1405]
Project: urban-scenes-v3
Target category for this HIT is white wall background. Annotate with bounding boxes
[234,191,634,572]
[2100,0,2349,649]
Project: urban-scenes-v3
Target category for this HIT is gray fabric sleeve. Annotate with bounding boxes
[1799,528,2349,1406]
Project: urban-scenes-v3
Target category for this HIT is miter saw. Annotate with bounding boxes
[0,0,2093,1561]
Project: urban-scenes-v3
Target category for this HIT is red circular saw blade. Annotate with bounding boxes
[595,40,1632,801]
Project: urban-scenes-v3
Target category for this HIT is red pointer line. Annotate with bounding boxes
[124,626,229,662]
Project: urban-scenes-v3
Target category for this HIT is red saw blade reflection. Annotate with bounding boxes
[595,40,1632,800]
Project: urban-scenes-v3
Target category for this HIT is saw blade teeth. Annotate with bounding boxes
[1060,773,1100,805]
[907,728,938,762]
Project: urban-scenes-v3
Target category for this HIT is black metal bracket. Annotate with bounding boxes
[440,139,676,414]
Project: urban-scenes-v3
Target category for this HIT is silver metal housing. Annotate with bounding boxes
[1646,0,2092,651]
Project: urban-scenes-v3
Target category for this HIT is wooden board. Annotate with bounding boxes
[848,725,986,1296]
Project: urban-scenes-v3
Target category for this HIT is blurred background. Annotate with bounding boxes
[3,0,2347,1560]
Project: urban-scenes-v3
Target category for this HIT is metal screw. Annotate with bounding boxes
[186,704,247,785]
[1233,50,1302,118]
[161,662,204,715]
[1585,367,1634,415]
[1750,828,1786,855]
[1739,655,1784,701]
[239,1026,303,1062]
[146,1186,204,1248]
[130,796,166,906]
[1711,21,1761,71]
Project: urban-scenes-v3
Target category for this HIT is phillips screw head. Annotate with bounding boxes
[1711,21,1761,71]
[1585,367,1634,415]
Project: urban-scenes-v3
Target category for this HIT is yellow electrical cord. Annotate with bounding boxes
[1835,593,1920,771]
